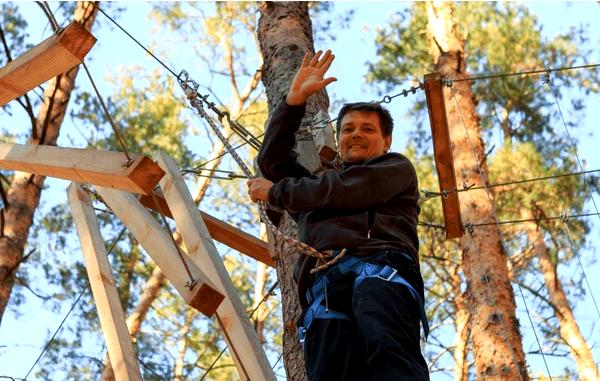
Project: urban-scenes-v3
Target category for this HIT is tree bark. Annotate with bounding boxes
[425,2,528,379]
[520,208,599,381]
[450,266,470,381]
[0,1,99,323]
[257,2,330,380]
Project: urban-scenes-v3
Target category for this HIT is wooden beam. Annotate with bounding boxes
[139,190,275,268]
[424,74,463,239]
[0,143,164,195]
[67,183,142,381]
[155,152,276,381]
[95,186,224,316]
[0,21,96,106]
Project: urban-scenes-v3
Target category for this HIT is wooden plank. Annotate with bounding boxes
[67,183,142,381]
[155,151,276,381]
[0,21,96,106]
[424,74,463,239]
[95,186,224,316]
[139,190,275,268]
[0,143,164,195]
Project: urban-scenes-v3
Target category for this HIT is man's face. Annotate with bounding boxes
[338,110,392,163]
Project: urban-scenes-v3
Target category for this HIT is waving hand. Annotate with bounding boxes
[286,50,337,105]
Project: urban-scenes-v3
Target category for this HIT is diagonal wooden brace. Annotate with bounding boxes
[67,183,142,381]
[139,190,274,268]
[95,186,224,317]
[0,143,164,195]
[0,21,96,106]
[155,151,276,381]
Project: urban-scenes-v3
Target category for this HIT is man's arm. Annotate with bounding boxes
[256,50,337,182]
[268,154,417,214]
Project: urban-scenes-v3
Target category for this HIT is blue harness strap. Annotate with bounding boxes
[299,254,429,344]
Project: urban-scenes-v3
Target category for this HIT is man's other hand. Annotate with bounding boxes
[286,49,337,105]
[247,177,274,203]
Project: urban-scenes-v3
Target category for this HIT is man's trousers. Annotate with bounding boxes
[302,255,429,381]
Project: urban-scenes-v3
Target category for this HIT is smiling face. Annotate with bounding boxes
[338,110,392,163]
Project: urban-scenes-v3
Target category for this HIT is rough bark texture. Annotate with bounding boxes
[520,208,599,381]
[257,2,330,380]
[0,1,98,323]
[425,2,528,379]
[450,267,470,381]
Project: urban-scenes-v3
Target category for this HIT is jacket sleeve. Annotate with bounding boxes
[257,98,312,182]
[268,155,417,214]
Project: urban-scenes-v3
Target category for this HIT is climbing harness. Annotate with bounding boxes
[177,70,334,262]
[298,252,429,345]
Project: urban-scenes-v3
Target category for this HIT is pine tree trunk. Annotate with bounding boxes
[425,2,528,379]
[253,255,269,343]
[450,267,470,381]
[520,208,599,381]
[257,3,330,380]
[0,1,98,323]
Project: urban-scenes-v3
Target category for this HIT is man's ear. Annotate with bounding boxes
[384,135,392,152]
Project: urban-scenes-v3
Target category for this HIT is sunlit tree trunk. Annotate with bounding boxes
[253,225,270,343]
[520,208,599,381]
[257,2,331,380]
[450,267,470,381]
[425,1,528,379]
[173,310,194,381]
[0,1,99,323]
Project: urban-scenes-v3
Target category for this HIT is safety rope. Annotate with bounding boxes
[177,70,333,263]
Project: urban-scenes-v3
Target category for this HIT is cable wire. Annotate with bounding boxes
[81,61,133,164]
[421,169,600,201]
[93,4,179,78]
[451,63,600,83]
[561,218,600,320]
[199,281,279,381]
[548,79,600,221]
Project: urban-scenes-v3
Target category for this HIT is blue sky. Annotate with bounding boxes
[1,2,599,380]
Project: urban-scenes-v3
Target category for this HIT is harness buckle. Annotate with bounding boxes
[376,267,398,282]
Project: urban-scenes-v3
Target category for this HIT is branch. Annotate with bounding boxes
[14,275,50,300]
[517,279,565,320]
[0,23,37,131]
[7,248,36,276]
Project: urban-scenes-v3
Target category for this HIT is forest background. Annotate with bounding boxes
[0,1,599,380]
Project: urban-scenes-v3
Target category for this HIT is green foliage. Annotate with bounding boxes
[368,2,599,153]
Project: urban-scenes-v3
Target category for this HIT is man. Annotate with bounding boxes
[248,50,429,381]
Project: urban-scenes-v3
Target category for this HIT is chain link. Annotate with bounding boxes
[177,71,332,262]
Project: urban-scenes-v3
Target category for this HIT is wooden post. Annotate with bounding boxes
[67,183,142,381]
[155,151,276,381]
[0,143,164,195]
[424,74,463,239]
[95,186,224,316]
[0,21,96,106]
[139,190,275,268]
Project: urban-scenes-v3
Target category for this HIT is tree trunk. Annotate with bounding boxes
[425,1,528,379]
[520,208,599,381]
[257,3,331,380]
[0,1,98,323]
[450,266,470,381]
[173,310,194,381]
[253,225,269,343]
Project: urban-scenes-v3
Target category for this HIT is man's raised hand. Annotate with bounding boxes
[286,50,337,106]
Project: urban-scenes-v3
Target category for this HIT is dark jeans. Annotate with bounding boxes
[302,252,429,381]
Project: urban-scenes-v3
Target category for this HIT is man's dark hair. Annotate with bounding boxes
[335,102,394,138]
